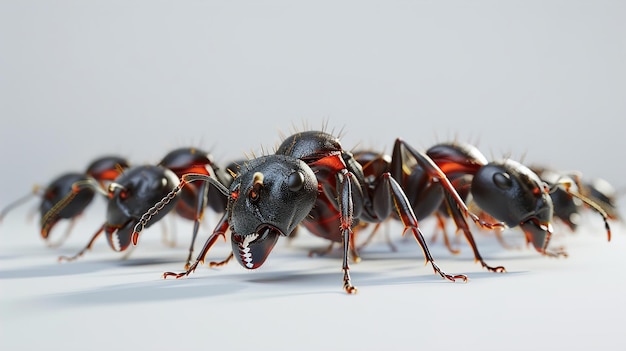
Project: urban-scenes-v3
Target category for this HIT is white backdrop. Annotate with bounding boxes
[1,1,625,350]
[1,1,624,205]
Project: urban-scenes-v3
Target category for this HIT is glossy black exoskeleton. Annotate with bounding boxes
[348,142,612,272]
[345,143,507,272]
[58,165,180,261]
[0,156,129,246]
[59,148,234,267]
[417,142,611,258]
[132,131,500,293]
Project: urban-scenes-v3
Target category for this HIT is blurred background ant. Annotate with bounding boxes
[57,147,235,269]
[0,155,129,247]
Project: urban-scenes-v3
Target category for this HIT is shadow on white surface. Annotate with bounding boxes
[1,205,625,351]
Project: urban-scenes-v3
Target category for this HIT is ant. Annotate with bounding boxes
[58,164,181,261]
[319,143,508,272]
[580,177,621,222]
[58,148,233,269]
[410,142,611,258]
[0,155,129,247]
[531,166,620,233]
[132,131,503,294]
[346,141,613,269]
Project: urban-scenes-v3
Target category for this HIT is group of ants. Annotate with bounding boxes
[1,130,620,294]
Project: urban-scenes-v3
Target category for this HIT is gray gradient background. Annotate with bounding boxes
[2,2,626,350]
[1,1,624,206]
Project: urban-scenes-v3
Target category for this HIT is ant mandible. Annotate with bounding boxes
[132,131,503,294]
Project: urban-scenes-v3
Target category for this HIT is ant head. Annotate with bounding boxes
[105,165,179,252]
[227,155,318,269]
[530,167,582,231]
[471,159,554,252]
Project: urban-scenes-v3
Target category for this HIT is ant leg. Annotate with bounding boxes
[349,224,370,264]
[209,252,234,267]
[184,181,209,269]
[434,212,461,255]
[160,217,177,248]
[558,181,612,241]
[537,229,568,258]
[0,190,38,223]
[163,213,229,279]
[26,204,39,223]
[338,172,359,294]
[442,192,506,272]
[392,139,505,231]
[46,218,77,248]
[58,225,105,262]
[393,139,505,273]
[383,174,468,282]
[132,173,229,245]
[353,222,397,262]
[308,242,336,258]
[381,222,398,253]
[354,222,379,254]
[349,229,363,263]
[542,249,569,258]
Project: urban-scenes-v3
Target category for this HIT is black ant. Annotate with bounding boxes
[531,165,620,233]
[58,164,181,261]
[579,177,621,222]
[330,143,507,272]
[346,141,613,271]
[58,148,233,269]
[0,156,129,247]
[408,142,611,258]
[132,131,503,294]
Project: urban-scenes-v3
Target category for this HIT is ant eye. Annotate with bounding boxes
[248,188,260,202]
[288,171,305,192]
[45,190,56,200]
[108,183,128,200]
[493,172,512,190]
[543,183,551,194]
[248,172,263,203]
[107,184,116,198]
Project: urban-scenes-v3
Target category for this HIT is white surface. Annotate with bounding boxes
[1,205,625,351]
[1,1,625,350]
